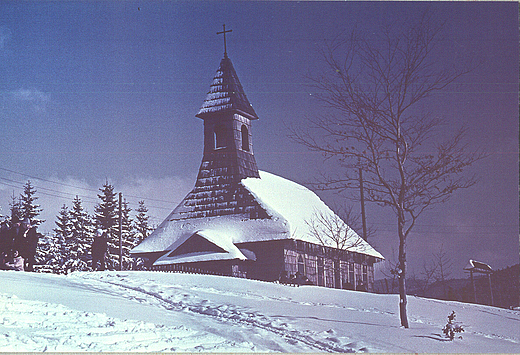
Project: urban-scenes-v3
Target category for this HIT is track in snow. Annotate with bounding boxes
[74,272,363,353]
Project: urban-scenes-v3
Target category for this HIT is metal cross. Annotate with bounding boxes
[216,24,232,57]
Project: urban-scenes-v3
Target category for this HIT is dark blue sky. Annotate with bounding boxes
[0,1,517,278]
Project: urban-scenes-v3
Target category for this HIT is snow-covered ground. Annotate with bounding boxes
[0,271,518,353]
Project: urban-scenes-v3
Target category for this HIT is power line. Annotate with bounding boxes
[368,221,517,229]
[0,167,100,193]
[0,167,178,204]
[0,177,98,203]
[0,180,174,211]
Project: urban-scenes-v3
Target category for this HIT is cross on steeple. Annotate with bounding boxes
[216,24,232,58]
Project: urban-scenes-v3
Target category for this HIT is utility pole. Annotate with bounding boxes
[118,192,123,271]
[359,168,367,241]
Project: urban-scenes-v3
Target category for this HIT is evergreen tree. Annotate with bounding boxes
[120,198,136,270]
[36,232,65,274]
[67,196,93,272]
[51,204,73,273]
[95,181,118,270]
[9,192,22,225]
[134,200,152,244]
[131,200,151,270]
[54,204,72,241]
[20,180,44,226]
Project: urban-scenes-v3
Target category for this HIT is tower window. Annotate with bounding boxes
[214,124,226,149]
[241,125,249,151]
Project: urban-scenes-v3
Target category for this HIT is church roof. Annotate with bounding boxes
[196,56,259,120]
[131,171,383,265]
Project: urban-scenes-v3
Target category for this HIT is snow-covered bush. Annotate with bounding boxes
[442,311,464,340]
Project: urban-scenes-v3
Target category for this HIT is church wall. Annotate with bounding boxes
[281,239,377,291]
[324,259,335,288]
[149,238,377,291]
[305,255,317,284]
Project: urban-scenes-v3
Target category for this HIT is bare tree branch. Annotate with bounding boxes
[290,12,486,328]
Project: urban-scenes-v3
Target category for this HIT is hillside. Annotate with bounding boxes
[1,271,519,352]
[375,264,519,309]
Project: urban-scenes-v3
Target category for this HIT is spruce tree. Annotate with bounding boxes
[54,204,72,241]
[9,193,22,225]
[95,181,118,270]
[20,180,44,226]
[67,196,93,271]
[120,198,136,269]
[132,200,151,270]
[50,204,73,273]
[135,200,152,244]
[36,232,65,274]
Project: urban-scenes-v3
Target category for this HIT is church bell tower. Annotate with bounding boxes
[195,54,260,180]
[195,24,260,182]
[179,25,266,220]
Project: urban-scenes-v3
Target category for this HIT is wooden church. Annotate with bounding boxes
[131,31,383,291]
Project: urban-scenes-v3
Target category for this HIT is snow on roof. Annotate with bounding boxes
[196,56,258,120]
[464,260,493,273]
[132,171,383,260]
[131,209,288,254]
[243,171,383,259]
[153,229,250,266]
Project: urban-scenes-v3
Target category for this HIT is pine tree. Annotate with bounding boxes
[50,204,73,273]
[95,181,118,270]
[54,204,72,241]
[66,196,93,272]
[55,196,90,273]
[120,198,136,270]
[36,232,65,274]
[131,200,151,270]
[9,192,22,225]
[134,200,152,244]
[20,180,44,226]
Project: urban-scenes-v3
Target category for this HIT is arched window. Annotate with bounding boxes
[214,125,226,149]
[241,125,249,151]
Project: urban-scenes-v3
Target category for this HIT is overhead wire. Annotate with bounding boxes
[1,169,515,230]
[0,177,98,203]
[0,167,178,204]
[0,169,176,211]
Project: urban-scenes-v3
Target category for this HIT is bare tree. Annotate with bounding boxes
[306,207,364,251]
[331,203,377,242]
[432,243,454,299]
[305,207,366,289]
[420,259,438,295]
[291,13,485,327]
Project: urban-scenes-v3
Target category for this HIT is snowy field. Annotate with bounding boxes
[0,271,518,353]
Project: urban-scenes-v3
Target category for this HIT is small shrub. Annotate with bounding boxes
[442,311,464,340]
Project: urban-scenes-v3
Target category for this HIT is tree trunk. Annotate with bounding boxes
[398,214,409,328]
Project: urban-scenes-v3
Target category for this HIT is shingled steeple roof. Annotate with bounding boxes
[196,56,259,120]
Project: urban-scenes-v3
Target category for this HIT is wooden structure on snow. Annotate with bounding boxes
[131,40,383,291]
[464,259,494,305]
